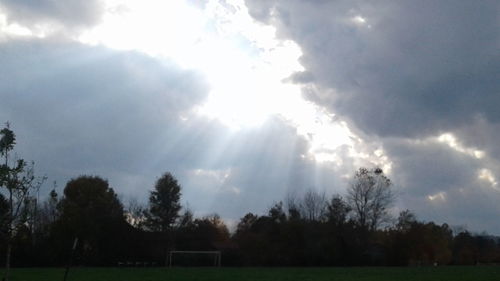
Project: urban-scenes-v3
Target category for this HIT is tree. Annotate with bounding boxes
[43,188,59,225]
[286,189,327,222]
[0,123,45,281]
[56,176,125,265]
[192,214,230,247]
[146,172,182,232]
[177,208,194,229]
[236,213,258,235]
[0,194,8,234]
[347,167,394,231]
[325,195,351,226]
[31,188,59,252]
[301,189,327,222]
[125,198,147,229]
[396,209,417,232]
[268,201,287,224]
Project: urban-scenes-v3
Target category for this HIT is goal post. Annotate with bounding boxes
[168,251,221,267]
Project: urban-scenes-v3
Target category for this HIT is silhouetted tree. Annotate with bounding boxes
[347,167,394,231]
[395,209,416,232]
[268,202,287,223]
[0,123,45,280]
[177,208,194,229]
[233,213,261,265]
[387,210,418,265]
[193,214,230,247]
[236,213,258,234]
[146,172,181,232]
[450,231,497,265]
[387,213,453,266]
[415,222,453,265]
[286,190,328,222]
[325,195,351,226]
[0,194,7,214]
[125,198,147,229]
[42,189,59,226]
[301,189,327,221]
[285,193,302,221]
[144,172,182,266]
[452,231,477,264]
[0,194,8,235]
[55,176,125,265]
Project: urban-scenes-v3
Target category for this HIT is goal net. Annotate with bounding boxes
[168,251,221,267]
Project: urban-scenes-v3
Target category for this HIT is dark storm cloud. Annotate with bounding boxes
[0,0,104,29]
[0,37,208,195]
[386,138,478,197]
[383,136,500,233]
[401,180,500,234]
[245,0,500,234]
[453,118,500,164]
[246,0,500,137]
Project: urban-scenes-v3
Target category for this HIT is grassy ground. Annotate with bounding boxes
[7,266,500,281]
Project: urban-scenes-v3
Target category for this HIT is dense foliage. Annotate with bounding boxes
[1,175,499,267]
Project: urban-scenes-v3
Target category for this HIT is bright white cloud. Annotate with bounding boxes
[428,191,446,202]
[76,0,375,168]
[437,133,485,159]
[0,12,45,40]
[478,168,498,188]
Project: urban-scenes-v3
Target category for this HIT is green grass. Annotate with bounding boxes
[7,266,500,281]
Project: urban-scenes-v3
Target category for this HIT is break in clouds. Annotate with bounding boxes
[0,37,349,223]
[1,0,500,233]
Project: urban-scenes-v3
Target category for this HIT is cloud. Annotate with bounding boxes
[0,37,358,222]
[168,115,356,219]
[378,134,500,233]
[386,138,479,197]
[0,0,104,31]
[2,0,499,234]
[246,0,500,138]
[0,37,208,193]
[245,0,500,234]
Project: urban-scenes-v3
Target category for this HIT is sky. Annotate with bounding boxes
[0,0,499,233]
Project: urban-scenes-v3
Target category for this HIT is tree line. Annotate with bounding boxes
[2,124,500,275]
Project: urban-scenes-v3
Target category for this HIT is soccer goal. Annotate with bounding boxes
[168,251,221,267]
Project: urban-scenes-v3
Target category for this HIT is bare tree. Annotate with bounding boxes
[395,209,417,232]
[286,189,327,221]
[285,192,301,220]
[301,189,327,221]
[125,198,147,229]
[347,167,394,231]
[35,187,59,240]
[43,187,59,224]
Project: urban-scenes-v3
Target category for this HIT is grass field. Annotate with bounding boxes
[7,266,500,281]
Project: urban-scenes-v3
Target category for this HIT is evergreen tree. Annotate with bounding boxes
[147,172,181,232]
